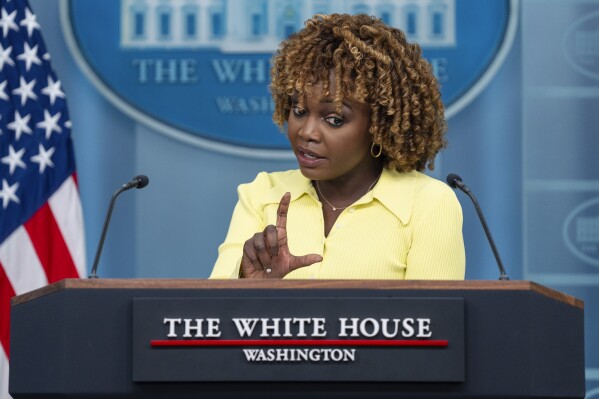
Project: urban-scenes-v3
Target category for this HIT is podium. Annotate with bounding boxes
[10,279,585,398]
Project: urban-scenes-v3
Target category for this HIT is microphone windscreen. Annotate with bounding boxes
[446,173,463,189]
[135,175,149,189]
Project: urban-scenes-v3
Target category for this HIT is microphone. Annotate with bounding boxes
[446,173,509,281]
[122,174,149,190]
[89,175,150,278]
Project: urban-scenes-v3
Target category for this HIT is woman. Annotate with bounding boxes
[210,14,465,280]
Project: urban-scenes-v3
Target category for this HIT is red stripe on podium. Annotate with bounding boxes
[151,339,448,347]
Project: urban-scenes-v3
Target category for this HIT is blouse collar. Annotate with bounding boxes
[264,168,418,225]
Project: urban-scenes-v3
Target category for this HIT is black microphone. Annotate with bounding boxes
[446,173,509,281]
[89,175,150,278]
[122,174,149,190]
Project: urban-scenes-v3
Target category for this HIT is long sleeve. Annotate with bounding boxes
[210,173,268,279]
[405,184,465,280]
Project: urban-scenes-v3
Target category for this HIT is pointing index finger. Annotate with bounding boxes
[276,192,291,230]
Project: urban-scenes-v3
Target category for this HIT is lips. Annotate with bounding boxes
[296,146,326,168]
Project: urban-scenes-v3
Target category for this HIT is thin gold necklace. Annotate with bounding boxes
[315,172,382,212]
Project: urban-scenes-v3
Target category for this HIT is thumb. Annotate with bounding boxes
[289,253,323,271]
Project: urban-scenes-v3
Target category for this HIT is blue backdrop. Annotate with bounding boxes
[28,0,599,393]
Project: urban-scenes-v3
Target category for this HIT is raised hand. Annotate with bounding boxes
[240,192,322,278]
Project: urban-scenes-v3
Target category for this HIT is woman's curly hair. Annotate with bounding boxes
[270,13,447,172]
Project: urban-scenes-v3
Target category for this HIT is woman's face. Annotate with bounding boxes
[287,81,375,184]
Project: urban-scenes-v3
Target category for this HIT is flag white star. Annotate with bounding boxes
[0,179,20,209]
[0,43,14,71]
[0,8,18,38]
[7,111,32,141]
[1,145,26,175]
[0,80,9,101]
[16,42,41,72]
[20,8,40,37]
[36,110,62,140]
[11,76,37,106]
[30,144,55,173]
[41,76,65,105]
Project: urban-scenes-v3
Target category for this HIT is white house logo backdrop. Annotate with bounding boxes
[61,0,516,156]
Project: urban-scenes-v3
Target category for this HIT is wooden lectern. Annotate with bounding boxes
[10,279,585,398]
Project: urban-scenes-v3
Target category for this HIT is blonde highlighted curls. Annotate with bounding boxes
[270,14,447,172]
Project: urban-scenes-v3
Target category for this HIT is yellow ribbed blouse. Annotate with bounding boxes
[210,168,465,280]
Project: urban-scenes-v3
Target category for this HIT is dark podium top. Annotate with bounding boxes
[10,279,585,398]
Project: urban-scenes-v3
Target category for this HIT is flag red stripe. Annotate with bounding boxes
[24,203,80,282]
[151,339,449,347]
[49,176,86,278]
[0,264,16,358]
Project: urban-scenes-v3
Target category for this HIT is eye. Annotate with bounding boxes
[292,106,306,117]
[324,115,344,127]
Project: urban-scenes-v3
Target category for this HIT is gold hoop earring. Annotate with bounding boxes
[371,142,382,158]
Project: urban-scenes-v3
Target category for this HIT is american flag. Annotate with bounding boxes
[0,0,86,397]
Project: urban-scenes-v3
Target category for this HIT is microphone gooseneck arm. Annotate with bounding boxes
[89,186,127,279]
[89,175,149,279]
[446,174,509,281]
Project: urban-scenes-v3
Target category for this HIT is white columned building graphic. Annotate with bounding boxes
[120,0,456,51]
